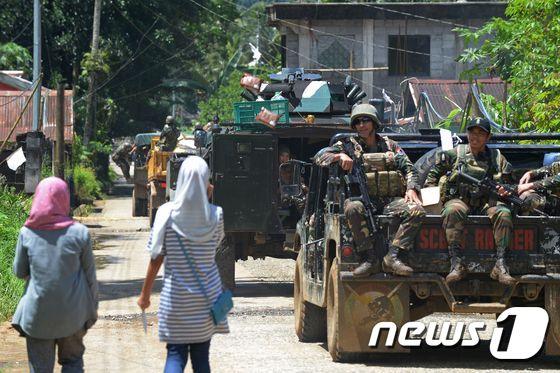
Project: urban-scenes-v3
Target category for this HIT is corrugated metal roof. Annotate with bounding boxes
[0,90,74,143]
[407,78,506,118]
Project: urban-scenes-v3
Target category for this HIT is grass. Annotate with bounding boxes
[0,184,31,321]
[73,165,102,205]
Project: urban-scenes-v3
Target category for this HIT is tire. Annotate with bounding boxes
[327,259,344,361]
[413,147,441,188]
[132,189,139,217]
[545,284,560,357]
[294,257,327,342]
[216,234,236,290]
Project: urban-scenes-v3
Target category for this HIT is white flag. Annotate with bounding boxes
[6,147,26,171]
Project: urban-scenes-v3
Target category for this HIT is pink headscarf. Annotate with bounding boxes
[25,177,75,230]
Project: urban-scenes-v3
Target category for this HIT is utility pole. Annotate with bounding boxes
[25,0,43,193]
[54,83,65,178]
[84,0,102,145]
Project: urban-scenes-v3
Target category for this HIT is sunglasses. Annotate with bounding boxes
[352,117,374,126]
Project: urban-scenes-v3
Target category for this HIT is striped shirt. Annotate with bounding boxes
[149,216,229,344]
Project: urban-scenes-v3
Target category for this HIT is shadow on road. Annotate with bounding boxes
[319,340,558,369]
[98,278,162,302]
[233,279,293,298]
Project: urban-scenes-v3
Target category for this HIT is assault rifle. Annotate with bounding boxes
[341,138,380,234]
[457,170,549,217]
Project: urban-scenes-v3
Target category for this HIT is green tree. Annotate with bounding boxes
[0,42,32,72]
[457,0,560,131]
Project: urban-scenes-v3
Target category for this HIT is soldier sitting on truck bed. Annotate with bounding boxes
[315,103,426,278]
[518,160,560,214]
[424,118,516,285]
[158,115,181,151]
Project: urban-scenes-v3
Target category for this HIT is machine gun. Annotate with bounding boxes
[457,170,549,217]
[341,138,380,235]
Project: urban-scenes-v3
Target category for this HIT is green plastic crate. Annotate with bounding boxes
[233,100,290,126]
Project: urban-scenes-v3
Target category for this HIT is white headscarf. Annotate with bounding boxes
[148,156,222,259]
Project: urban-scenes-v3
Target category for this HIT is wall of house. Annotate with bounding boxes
[280,18,488,101]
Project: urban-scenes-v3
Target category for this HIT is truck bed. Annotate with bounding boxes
[377,214,560,275]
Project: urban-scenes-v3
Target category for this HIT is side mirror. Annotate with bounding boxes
[194,128,207,148]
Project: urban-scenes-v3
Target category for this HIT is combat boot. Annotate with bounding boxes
[491,258,516,286]
[382,245,413,276]
[353,248,378,278]
[445,246,467,284]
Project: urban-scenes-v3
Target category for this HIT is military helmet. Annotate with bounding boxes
[165,115,174,124]
[350,104,380,128]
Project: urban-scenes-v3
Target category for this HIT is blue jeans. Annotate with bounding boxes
[164,340,211,373]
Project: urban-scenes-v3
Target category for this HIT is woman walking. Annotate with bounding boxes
[137,156,229,373]
[12,177,98,373]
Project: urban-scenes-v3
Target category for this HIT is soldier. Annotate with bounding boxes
[315,104,425,277]
[112,142,134,182]
[158,115,181,151]
[518,161,560,213]
[424,118,516,285]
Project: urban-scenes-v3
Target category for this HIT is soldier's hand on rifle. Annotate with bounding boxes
[337,153,354,171]
[518,182,535,195]
[496,185,511,198]
[404,189,422,205]
[519,171,533,185]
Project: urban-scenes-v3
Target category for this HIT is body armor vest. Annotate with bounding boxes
[363,151,406,198]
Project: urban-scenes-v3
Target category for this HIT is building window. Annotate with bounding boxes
[388,35,430,76]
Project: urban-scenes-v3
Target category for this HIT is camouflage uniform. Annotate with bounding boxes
[318,134,425,254]
[111,142,133,180]
[521,161,560,214]
[425,144,514,276]
[158,118,181,151]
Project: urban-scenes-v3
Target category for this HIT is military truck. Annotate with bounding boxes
[198,68,372,289]
[132,133,159,217]
[136,133,197,225]
[292,131,560,361]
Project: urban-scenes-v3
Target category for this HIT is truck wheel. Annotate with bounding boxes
[545,284,560,356]
[327,259,344,361]
[294,257,326,342]
[132,189,139,217]
[216,235,235,290]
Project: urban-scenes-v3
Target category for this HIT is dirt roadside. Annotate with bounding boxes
[1,181,559,372]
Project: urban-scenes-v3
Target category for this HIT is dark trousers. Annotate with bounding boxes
[26,328,86,373]
[164,340,211,373]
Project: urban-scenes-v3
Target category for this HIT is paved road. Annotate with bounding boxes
[1,178,559,372]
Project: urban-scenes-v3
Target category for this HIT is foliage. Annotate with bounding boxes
[0,42,32,72]
[73,165,102,204]
[197,71,244,124]
[456,0,560,131]
[0,184,31,321]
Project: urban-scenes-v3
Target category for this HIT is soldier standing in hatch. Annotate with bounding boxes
[315,104,425,277]
[111,142,133,182]
[158,115,181,151]
[424,118,516,285]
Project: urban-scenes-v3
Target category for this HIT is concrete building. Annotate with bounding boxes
[267,2,506,100]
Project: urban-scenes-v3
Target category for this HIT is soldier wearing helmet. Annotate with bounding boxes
[158,115,181,151]
[314,103,425,277]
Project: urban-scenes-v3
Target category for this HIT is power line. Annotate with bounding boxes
[359,3,477,31]
[277,19,457,62]
[9,18,33,43]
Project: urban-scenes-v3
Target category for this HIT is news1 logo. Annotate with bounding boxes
[368,307,549,359]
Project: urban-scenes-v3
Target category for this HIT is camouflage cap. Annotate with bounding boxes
[350,104,380,128]
[165,115,174,124]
